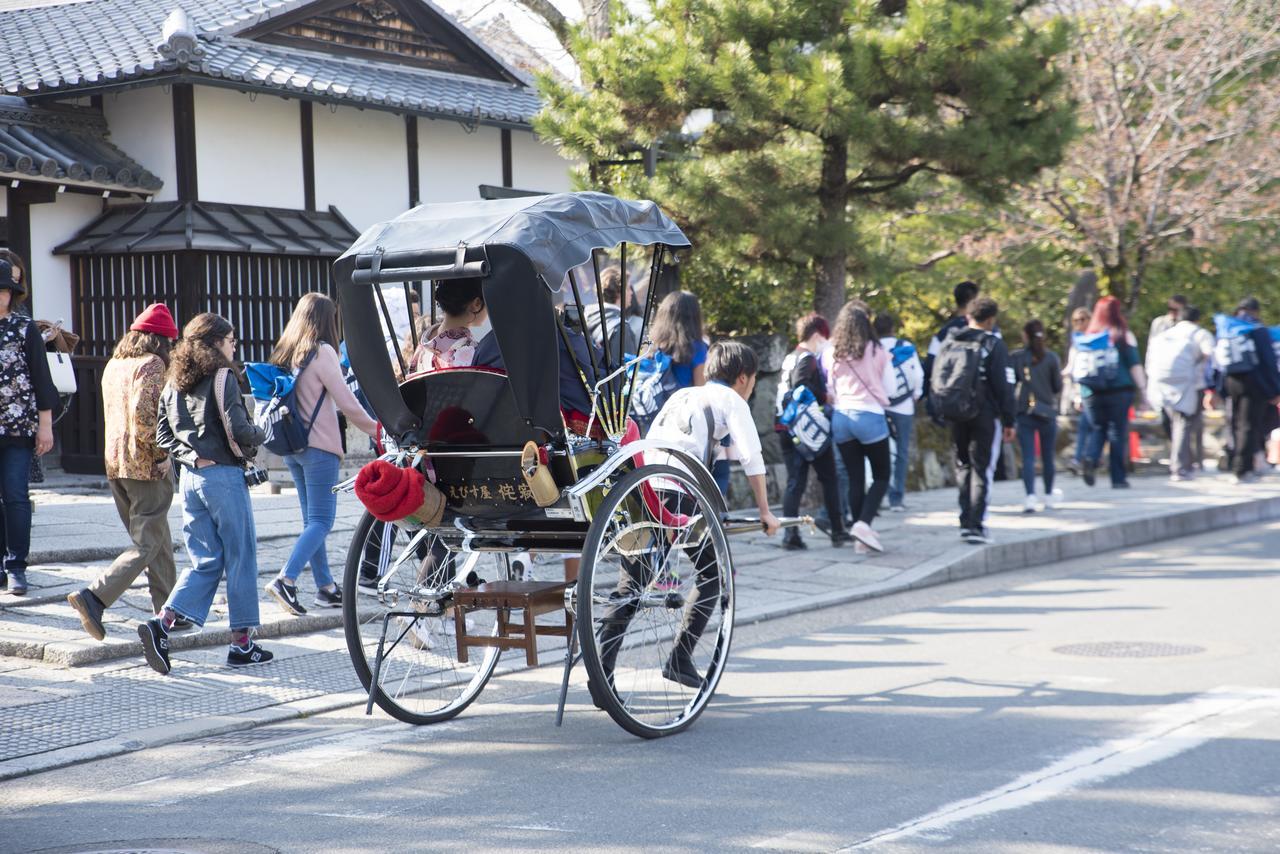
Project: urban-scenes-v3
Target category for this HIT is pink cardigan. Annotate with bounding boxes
[822,344,891,413]
[292,343,378,458]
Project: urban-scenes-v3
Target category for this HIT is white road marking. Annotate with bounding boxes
[841,686,1280,849]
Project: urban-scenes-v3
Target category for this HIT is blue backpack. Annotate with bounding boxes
[1071,331,1122,390]
[1213,314,1260,375]
[778,385,831,459]
[245,350,327,456]
[630,351,680,434]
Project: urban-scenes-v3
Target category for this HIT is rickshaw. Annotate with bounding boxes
[334,192,785,738]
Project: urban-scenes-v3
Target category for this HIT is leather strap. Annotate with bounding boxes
[213,367,246,461]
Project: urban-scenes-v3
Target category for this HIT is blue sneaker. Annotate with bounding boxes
[9,570,28,596]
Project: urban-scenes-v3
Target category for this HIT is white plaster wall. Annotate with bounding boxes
[194,87,305,209]
[511,129,572,194]
[101,86,178,202]
[417,119,502,203]
[28,193,102,329]
[314,105,408,232]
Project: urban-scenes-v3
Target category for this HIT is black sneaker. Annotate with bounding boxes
[227,641,274,667]
[830,531,854,547]
[965,528,994,545]
[266,577,307,616]
[9,570,28,596]
[661,648,705,689]
[782,534,807,551]
[313,586,342,609]
[170,616,196,632]
[67,589,106,641]
[960,527,974,539]
[137,618,171,675]
[1082,460,1097,486]
[357,574,381,596]
[0,569,6,590]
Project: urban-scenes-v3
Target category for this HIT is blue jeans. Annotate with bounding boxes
[1084,390,1133,486]
[1074,408,1093,464]
[885,411,913,507]
[167,465,260,631]
[0,443,33,571]
[1016,414,1057,495]
[281,447,340,588]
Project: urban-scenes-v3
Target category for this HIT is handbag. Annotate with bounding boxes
[46,351,76,394]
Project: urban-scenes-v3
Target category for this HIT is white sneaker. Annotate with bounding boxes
[1045,488,1064,510]
[854,541,870,555]
[851,521,883,553]
[1023,495,1038,514]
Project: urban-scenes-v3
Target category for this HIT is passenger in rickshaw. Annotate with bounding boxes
[640,342,780,687]
[403,278,490,375]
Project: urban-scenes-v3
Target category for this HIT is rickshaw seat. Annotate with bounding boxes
[398,369,549,518]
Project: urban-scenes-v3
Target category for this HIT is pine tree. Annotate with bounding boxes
[536,0,1076,321]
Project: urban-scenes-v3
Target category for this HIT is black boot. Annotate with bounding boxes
[782,529,807,551]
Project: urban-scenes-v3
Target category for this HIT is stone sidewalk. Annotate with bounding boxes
[2,471,1280,780]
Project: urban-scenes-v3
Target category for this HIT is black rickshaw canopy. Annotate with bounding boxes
[333,192,691,446]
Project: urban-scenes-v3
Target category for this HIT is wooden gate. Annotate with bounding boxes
[62,250,336,474]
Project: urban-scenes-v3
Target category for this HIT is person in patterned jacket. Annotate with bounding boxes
[66,304,182,640]
[0,255,57,597]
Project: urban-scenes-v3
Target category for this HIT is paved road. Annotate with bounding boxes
[4,522,1280,853]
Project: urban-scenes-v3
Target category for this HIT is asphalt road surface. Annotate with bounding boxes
[5,521,1280,853]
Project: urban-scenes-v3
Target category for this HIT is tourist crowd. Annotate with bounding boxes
[0,243,1275,676]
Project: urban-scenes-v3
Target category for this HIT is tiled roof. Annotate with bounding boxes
[54,199,360,255]
[0,0,543,126]
[0,95,162,191]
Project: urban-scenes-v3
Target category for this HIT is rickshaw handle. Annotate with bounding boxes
[721,515,814,536]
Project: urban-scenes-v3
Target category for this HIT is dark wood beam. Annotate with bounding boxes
[301,100,316,211]
[406,115,420,208]
[6,184,58,317]
[172,84,198,202]
[501,128,513,189]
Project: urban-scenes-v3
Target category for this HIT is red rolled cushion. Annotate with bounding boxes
[355,460,427,522]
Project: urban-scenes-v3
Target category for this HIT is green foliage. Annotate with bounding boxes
[536,0,1076,334]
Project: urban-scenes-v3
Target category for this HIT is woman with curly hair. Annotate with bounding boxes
[140,313,269,674]
[821,301,891,554]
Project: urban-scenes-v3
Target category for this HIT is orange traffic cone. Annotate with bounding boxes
[1128,407,1141,461]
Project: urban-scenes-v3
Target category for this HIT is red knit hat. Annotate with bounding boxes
[130,303,179,339]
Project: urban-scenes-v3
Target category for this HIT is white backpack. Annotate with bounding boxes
[1146,327,1200,415]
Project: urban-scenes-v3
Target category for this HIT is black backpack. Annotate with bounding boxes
[932,334,994,422]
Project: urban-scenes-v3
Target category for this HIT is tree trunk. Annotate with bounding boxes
[1100,262,1128,306]
[815,136,849,321]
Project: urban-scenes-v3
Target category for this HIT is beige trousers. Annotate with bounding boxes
[90,477,176,610]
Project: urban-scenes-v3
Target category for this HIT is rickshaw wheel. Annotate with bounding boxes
[343,511,509,725]
[577,464,734,738]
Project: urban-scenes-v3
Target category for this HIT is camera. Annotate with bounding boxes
[243,465,269,487]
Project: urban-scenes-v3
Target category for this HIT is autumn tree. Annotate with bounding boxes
[534,0,1075,321]
[1012,0,1280,309]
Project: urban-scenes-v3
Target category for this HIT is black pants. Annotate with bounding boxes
[952,415,996,531]
[836,437,891,526]
[780,432,844,537]
[1226,376,1269,476]
[597,493,721,674]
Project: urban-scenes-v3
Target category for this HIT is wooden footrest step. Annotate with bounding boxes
[452,581,573,667]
